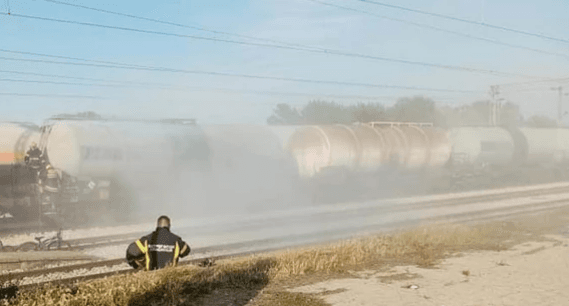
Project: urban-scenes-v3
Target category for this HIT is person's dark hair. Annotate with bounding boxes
[157,215,171,229]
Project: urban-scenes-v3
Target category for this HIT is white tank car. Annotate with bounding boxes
[0,122,41,214]
[44,120,124,179]
[281,124,385,178]
[518,128,569,165]
[448,127,515,166]
[41,119,212,221]
[0,122,40,167]
[44,119,210,177]
[370,123,452,170]
[271,123,452,179]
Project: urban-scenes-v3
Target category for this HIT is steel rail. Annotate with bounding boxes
[4,183,569,291]
[10,195,569,289]
[16,196,569,291]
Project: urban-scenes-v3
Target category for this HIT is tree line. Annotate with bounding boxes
[267,96,558,128]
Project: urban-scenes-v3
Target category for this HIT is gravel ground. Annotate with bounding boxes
[15,263,132,286]
[4,181,569,287]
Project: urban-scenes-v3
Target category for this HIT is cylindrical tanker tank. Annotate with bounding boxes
[371,123,446,169]
[422,127,452,168]
[372,125,406,166]
[448,127,515,166]
[518,128,568,165]
[285,125,361,178]
[283,126,329,178]
[556,128,569,164]
[281,124,386,178]
[104,121,211,174]
[349,124,384,172]
[398,125,429,168]
[0,122,40,167]
[44,121,125,178]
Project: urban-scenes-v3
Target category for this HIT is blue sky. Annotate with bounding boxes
[0,0,568,125]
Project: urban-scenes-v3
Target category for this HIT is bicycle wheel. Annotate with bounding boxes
[1,246,15,252]
[47,241,73,251]
[17,242,39,252]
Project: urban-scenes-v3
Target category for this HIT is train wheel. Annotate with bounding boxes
[17,242,38,252]
[47,241,72,251]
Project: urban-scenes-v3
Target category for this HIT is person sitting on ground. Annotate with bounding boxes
[126,215,191,271]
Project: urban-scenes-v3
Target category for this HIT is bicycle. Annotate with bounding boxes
[16,229,73,252]
[0,239,15,252]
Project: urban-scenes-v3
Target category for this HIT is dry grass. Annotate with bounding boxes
[3,206,569,306]
[270,223,504,279]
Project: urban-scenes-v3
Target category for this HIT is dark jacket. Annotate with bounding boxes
[24,148,43,169]
[126,227,190,270]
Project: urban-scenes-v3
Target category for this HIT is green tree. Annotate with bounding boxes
[347,102,387,123]
[267,103,302,125]
[300,100,352,124]
[387,96,444,125]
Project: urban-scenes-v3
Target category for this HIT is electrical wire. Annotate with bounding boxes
[497,77,569,87]
[41,0,316,51]
[0,56,484,93]
[308,0,569,60]
[0,93,106,99]
[0,12,543,78]
[0,78,128,88]
[45,0,569,61]
[356,0,569,44]
[0,70,457,100]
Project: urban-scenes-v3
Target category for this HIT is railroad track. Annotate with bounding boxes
[3,182,569,243]
[4,182,569,253]
[5,182,569,290]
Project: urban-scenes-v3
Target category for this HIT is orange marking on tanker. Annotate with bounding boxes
[0,152,15,162]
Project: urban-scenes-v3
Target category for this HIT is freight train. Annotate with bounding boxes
[1,119,568,226]
[277,122,569,201]
[0,118,212,225]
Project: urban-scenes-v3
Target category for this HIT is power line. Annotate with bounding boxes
[308,0,569,60]
[356,0,569,44]
[497,77,569,87]
[45,0,569,61]
[0,12,543,78]
[0,55,484,93]
[41,0,315,51]
[0,93,106,99]
[0,69,174,87]
[0,48,157,68]
[0,78,128,88]
[0,70,458,100]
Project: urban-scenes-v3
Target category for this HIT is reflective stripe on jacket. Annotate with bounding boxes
[126,227,190,271]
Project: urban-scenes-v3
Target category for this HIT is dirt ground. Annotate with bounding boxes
[230,203,569,306]
[290,235,569,306]
[281,208,569,306]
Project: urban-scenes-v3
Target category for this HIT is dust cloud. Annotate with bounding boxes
[107,124,312,226]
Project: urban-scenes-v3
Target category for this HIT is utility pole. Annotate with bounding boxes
[551,86,563,126]
[490,85,500,126]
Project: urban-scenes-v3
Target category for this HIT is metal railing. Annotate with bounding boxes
[366,121,434,128]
